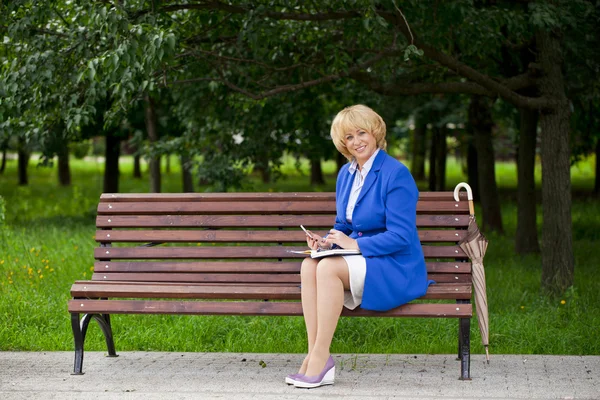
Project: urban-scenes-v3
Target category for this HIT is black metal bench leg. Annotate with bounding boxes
[94,314,118,357]
[459,316,471,380]
[457,315,463,361]
[71,313,85,375]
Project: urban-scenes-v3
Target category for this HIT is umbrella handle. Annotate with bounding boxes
[453,182,474,215]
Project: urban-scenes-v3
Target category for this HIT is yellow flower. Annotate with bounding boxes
[520,306,525,309]
[30,248,35,253]
[39,275,43,279]
[49,268,54,272]
[90,266,94,271]
[560,300,566,305]
[0,260,4,264]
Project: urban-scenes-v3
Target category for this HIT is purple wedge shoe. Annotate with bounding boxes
[293,356,335,388]
[285,373,303,385]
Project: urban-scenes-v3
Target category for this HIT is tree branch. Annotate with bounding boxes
[138,1,361,21]
[379,10,551,110]
[211,52,386,101]
[30,27,70,39]
[148,3,549,109]
[351,71,536,97]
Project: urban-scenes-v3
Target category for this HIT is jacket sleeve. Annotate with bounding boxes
[356,165,418,256]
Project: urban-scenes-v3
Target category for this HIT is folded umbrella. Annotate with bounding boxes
[454,183,490,363]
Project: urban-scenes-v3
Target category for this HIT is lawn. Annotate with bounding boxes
[1,153,599,356]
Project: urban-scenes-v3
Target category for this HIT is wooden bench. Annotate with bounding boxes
[69,192,474,379]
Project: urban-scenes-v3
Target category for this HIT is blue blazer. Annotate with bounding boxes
[334,150,433,311]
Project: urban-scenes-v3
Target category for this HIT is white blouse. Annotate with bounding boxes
[345,148,380,223]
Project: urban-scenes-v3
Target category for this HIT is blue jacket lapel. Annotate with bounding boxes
[339,166,353,218]
[356,150,386,204]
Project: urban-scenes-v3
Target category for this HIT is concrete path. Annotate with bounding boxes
[1,352,598,399]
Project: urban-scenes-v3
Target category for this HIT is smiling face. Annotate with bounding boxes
[330,105,387,162]
[344,129,378,167]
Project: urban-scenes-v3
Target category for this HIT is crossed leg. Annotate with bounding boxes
[298,256,350,377]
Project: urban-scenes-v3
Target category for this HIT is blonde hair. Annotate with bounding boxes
[330,104,387,160]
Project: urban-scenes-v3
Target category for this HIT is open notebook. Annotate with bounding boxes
[289,248,362,259]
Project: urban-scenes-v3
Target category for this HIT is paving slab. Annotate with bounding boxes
[1,352,598,400]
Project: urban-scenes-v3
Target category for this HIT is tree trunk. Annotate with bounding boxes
[57,141,71,186]
[0,147,6,174]
[428,129,437,191]
[181,155,194,193]
[133,154,142,179]
[594,138,600,197]
[466,138,480,202]
[253,153,271,184]
[145,94,161,193]
[537,30,573,296]
[17,137,29,186]
[310,157,325,186]
[411,119,427,180]
[515,107,540,254]
[104,129,121,193]
[469,96,504,233]
[434,126,447,191]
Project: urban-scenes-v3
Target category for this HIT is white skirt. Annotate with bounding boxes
[341,255,367,310]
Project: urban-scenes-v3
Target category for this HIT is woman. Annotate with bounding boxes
[288,104,433,389]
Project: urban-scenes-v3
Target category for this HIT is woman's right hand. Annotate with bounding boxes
[305,231,331,250]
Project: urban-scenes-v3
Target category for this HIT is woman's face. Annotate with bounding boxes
[344,129,378,166]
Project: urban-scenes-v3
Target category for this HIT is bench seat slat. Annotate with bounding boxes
[95,229,468,243]
[95,261,472,274]
[70,282,471,300]
[94,245,468,260]
[68,299,472,318]
[96,215,471,228]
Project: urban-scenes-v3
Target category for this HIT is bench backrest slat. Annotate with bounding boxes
[95,229,468,243]
[94,245,467,259]
[94,261,471,274]
[99,191,468,202]
[97,201,468,215]
[96,214,471,228]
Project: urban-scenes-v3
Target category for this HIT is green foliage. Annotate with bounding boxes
[1,0,599,189]
[69,140,91,160]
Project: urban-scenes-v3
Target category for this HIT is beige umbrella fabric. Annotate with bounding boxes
[454,183,490,363]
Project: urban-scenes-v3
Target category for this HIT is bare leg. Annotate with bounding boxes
[299,257,319,374]
[304,256,350,377]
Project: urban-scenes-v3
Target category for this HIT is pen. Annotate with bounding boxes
[300,225,314,239]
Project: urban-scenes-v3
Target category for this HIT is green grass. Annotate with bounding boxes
[0,153,599,356]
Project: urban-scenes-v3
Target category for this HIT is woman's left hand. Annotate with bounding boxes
[324,229,359,250]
